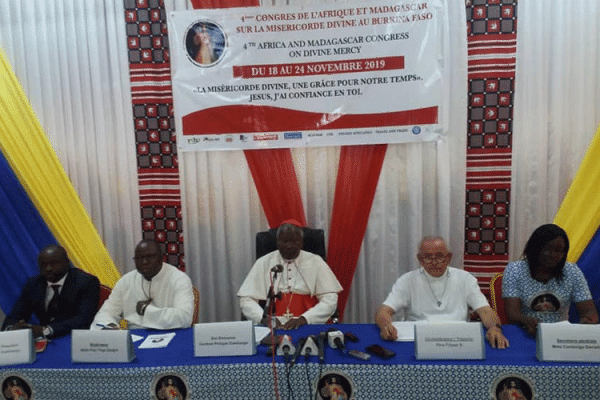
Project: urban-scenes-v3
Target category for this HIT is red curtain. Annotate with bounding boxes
[244,149,307,228]
[327,145,388,318]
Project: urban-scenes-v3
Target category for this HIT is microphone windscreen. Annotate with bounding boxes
[271,264,283,273]
[327,330,345,349]
[300,336,319,356]
[276,334,295,356]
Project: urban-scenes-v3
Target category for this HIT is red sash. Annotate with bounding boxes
[274,292,318,318]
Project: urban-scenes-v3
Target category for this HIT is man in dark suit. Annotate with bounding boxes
[2,245,100,338]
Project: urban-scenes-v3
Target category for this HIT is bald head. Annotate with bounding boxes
[418,237,448,253]
[135,240,161,254]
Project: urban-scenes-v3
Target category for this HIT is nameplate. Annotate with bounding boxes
[194,321,255,357]
[71,330,135,363]
[537,322,600,362]
[415,322,485,360]
[0,330,35,366]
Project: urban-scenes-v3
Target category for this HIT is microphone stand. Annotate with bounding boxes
[263,265,283,328]
[265,265,283,400]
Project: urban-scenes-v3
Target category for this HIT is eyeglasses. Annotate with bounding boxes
[418,253,450,262]
[133,253,159,262]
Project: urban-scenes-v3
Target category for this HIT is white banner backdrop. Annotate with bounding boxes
[168,0,446,151]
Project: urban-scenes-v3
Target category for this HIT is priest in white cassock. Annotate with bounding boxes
[92,240,194,330]
[375,236,510,349]
[237,220,342,330]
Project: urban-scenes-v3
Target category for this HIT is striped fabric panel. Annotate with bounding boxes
[130,64,174,104]
[464,1,518,294]
[123,1,184,269]
[464,256,510,293]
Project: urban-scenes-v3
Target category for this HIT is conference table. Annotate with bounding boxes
[0,324,598,399]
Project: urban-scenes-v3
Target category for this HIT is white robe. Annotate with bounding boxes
[237,250,342,324]
[383,267,489,322]
[92,263,194,330]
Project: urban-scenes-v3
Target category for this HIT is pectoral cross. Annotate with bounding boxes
[283,309,295,319]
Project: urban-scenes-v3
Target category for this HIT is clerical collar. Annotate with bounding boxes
[420,267,450,279]
[282,254,300,264]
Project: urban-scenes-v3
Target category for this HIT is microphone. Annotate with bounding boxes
[262,265,284,323]
[327,330,345,351]
[317,332,326,362]
[344,332,359,343]
[290,337,307,366]
[300,335,319,356]
[271,264,283,274]
[276,334,295,356]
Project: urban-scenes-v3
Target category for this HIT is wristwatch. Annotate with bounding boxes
[42,326,53,337]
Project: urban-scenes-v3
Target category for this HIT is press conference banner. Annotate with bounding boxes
[168,0,446,151]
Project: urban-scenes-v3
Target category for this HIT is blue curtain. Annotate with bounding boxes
[575,228,600,316]
[0,150,57,313]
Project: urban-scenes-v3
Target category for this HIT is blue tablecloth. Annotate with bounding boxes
[1,324,599,399]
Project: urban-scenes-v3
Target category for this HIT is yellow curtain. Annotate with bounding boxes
[0,47,120,286]
[554,123,600,262]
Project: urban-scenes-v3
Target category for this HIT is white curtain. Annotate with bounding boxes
[1,0,598,325]
[510,0,600,258]
[2,0,466,324]
[174,0,467,323]
[0,1,141,273]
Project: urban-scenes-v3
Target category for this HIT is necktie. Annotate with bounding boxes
[47,284,61,321]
